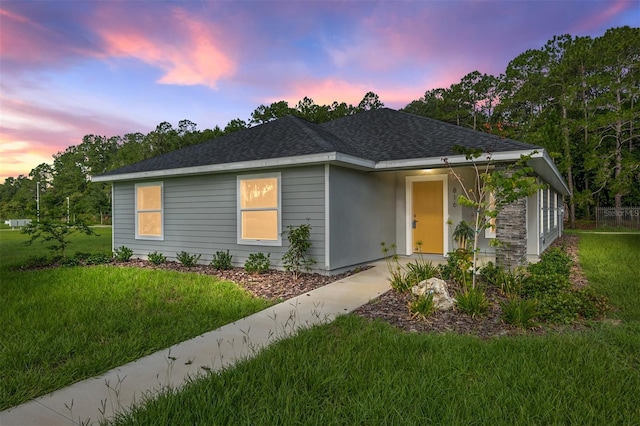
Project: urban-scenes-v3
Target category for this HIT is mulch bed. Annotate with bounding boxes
[113,234,587,338]
[354,233,588,337]
[114,260,368,302]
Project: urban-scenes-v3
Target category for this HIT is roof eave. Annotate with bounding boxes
[373,149,536,170]
[92,148,570,197]
[91,152,376,182]
[528,150,571,196]
[374,149,571,196]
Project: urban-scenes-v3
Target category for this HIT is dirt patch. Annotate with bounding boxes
[561,234,589,288]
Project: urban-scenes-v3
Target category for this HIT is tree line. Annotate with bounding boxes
[1,26,637,227]
[0,93,384,223]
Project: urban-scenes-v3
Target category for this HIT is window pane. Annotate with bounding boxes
[488,193,496,232]
[138,185,162,210]
[241,210,278,240]
[240,178,277,209]
[138,212,162,236]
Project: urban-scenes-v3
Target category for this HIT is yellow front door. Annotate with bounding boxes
[412,180,444,254]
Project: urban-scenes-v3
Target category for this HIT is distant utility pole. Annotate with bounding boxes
[37,182,40,223]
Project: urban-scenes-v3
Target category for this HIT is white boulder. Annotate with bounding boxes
[411,277,456,311]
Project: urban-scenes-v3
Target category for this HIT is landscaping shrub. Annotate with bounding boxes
[405,260,438,287]
[381,242,437,292]
[381,242,411,292]
[452,220,474,250]
[387,270,410,292]
[85,252,112,265]
[409,293,436,319]
[479,261,500,285]
[282,223,316,279]
[528,246,572,277]
[536,291,582,324]
[211,250,233,270]
[522,272,571,297]
[73,251,92,261]
[148,251,166,265]
[500,297,539,329]
[245,253,270,274]
[455,286,489,318]
[20,255,54,270]
[489,267,526,297]
[537,288,609,324]
[438,249,473,288]
[60,257,80,267]
[177,251,201,267]
[114,246,134,262]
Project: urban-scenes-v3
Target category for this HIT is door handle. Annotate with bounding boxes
[412,219,418,229]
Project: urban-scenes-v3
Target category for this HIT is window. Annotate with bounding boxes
[136,182,163,240]
[485,192,496,239]
[237,173,281,245]
[553,192,558,228]
[547,189,551,231]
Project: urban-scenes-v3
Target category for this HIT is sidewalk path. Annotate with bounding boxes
[1,262,391,426]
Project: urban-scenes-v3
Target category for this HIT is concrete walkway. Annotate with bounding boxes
[0,262,391,426]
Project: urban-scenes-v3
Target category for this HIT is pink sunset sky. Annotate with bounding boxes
[0,0,638,181]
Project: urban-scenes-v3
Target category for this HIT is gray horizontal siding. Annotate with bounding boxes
[329,166,396,270]
[113,166,326,271]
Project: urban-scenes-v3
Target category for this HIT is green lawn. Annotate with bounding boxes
[112,233,640,425]
[576,232,640,321]
[0,229,273,410]
[0,227,113,268]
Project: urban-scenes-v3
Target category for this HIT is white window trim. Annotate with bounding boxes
[135,181,164,241]
[237,172,282,246]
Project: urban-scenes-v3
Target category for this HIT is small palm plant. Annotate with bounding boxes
[452,221,474,251]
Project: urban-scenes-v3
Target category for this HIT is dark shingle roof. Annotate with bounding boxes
[98,108,540,177]
[320,108,538,161]
[99,115,360,176]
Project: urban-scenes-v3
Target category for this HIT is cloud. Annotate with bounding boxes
[94,6,237,89]
[0,5,99,70]
[1,3,238,88]
[571,0,637,33]
[0,7,70,65]
[0,143,53,182]
[264,76,430,111]
[0,97,146,181]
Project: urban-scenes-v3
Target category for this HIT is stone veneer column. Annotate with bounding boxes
[495,196,528,269]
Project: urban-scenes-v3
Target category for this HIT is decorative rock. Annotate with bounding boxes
[411,277,456,311]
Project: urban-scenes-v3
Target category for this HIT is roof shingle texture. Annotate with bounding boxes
[320,109,538,161]
[99,108,539,177]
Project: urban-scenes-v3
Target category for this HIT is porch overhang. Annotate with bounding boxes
[373,149,571,197]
